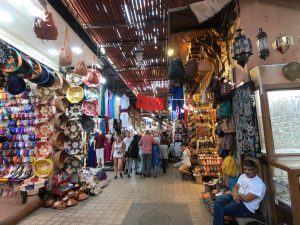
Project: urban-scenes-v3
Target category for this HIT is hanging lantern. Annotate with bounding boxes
[231,28,253,67]
[256,28,270,60]
[272,33,293,54]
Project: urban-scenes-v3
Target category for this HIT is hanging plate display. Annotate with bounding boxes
[34,141,52,158]
[35,121,53,139]
[64,120,82,139]
[84,86,100,100]
[32,158,53,178]
[64,138,83,155]
[65,155,83,174]
[35,86,55,101]
[66,73,83,86]
[35,102,55,119]
[82,100,97,116]
[67,104,82,120]
[66,86,84,104]
[83,69,102,87]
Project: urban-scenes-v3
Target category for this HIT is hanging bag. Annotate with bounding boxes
[222,154,238,177]
[33,9,58,41]
[74,44,88,76]
[168,58,185,80]
[221,115,236,133]
[59,27,72,67]
[217,100,232,119]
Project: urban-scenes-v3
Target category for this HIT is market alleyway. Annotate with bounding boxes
[18,167,212,225]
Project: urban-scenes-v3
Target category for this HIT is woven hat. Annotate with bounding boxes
[53,112,68,130]
[35,102,55,119]
[64,137,83,155]
[34,141,52,158]
[67,104,82,120]
[66,73,83,86]
[82,100,97,116]
[64,120,82,139]
[53,150,66,169]
[81,115,95,133]
[84,86,100,100]
[14,53,34,78]
[32,158,53,177]
[282,62,300,81]
[27,57,42,80]
[35,86,55,101]
[30,65,54,86]
[6,74,26,95]
[1,47,22,73]
[66,86,84,104]
[51,131,68,150]
[35,121,53,139]
[56,77,69,96]
[83,69,102,87]
[55,96,70,112]
[49,72,63,91]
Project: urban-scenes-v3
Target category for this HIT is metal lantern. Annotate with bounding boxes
[256,28,270,60]
[232,28,253,67]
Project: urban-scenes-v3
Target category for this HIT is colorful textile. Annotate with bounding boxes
[136,95,164,111]
[101,88,106,116]
[109,93,115,119]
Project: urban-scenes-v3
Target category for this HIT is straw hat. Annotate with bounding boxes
[32,158,53,177]
[49,72,63,91]
[51,130,68,150]
[53,112,68,130]
[56,77,69,96]
[66,86,84,104]
[53,150,66,169]
[55,96,70,112]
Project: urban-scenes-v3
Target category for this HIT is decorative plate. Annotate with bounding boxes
[67,104,82,120]
[83,69,102,87]
[35,86,55,101]
[64,120,82,139]
[66,86,84,104]
[34,121,52,139]
[64,138,83,155]
[82,100,97,116]
[32,159,53,178]
[66,73,83,86]
[35,102,55,119]
[34,141,52,158]
[65,156,83,174]
[84,86,100,100]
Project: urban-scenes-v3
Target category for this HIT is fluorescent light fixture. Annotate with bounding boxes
[0,10,12,23]
[100,47,106,54]
[101,77,106,84]
[72,47,82,54]
[48,48,60,56]
[26,4,43,17]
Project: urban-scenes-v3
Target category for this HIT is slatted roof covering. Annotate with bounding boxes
[62,0,199,101]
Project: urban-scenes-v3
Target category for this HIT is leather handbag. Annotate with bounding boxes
[168,58,185,80]
[33,9,58,40]
[221,115,236,133]
[59,27,72,67]
[217,100,232,119]
[220,134,235,150]
[75,60,88,76]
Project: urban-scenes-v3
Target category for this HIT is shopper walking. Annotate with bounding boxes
[126,134,140,178]
[160,132,170,175]
[123,130,133,175]
[140,130,155,178]
[110,134,125,179]
[152,132,161,177]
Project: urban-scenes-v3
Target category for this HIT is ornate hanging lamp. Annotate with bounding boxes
[272,33,293,54]
[256,28,270,60]
[231,28,253,67]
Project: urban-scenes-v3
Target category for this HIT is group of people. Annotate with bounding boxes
[110,130,173,179]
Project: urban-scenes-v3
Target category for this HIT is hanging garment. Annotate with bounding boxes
[120,112,129,128]
[120,95,130,109]
[104,89,109,117]
[110,93,115,119]
[87,136,97,168]
[174,141,182,157]
[171,85,184,110]
[104,117,109,134]
[232,82,261,157]
[104,135,112,162]
[100,119,106,134]
[109,118,115,133]
[114,96,120,119]
[101,88,106,116]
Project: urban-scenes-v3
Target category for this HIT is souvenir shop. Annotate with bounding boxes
[0,4,135,223]
[167,1,300,224]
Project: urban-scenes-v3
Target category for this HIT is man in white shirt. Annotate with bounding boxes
[213,159,266,225]
[123,130,133,176]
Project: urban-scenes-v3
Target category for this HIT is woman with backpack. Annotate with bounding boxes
[126,134,140,178]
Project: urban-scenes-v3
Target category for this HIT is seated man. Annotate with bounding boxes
[213,159,266,225]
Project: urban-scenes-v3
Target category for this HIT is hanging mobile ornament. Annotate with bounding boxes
[231,28,253,67]
[256,28,270,60]
[272,33,293,54]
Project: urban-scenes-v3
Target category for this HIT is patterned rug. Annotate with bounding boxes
[122,202,193,225]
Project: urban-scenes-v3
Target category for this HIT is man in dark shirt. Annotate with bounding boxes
[95,131,105,167]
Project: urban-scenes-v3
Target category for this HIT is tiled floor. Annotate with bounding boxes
[18,167,212,225]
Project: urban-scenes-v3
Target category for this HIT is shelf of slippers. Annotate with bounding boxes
[197,153,222,177]
[0,89,38,184]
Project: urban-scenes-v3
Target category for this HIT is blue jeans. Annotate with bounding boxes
[153,165,159,177]
[213,194,252,225]
[142,153,152,176]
